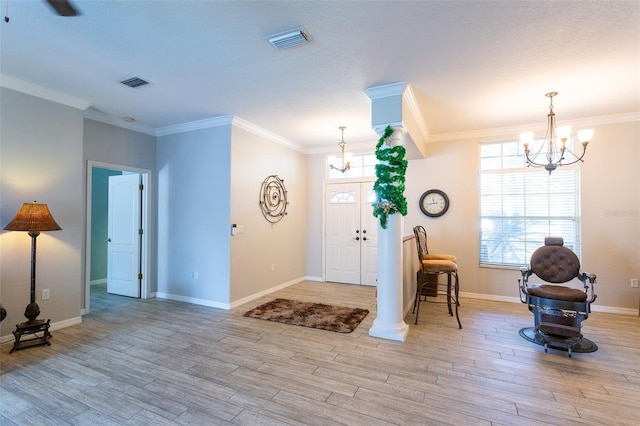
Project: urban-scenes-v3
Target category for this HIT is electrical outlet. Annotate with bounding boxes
[631,278,639,288]
[192,271,199,279]
[271,264,275,272]
[42,289,50,300]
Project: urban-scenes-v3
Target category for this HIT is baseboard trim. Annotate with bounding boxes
[153,276,308,311]
[154,293,230,310]
[229,277,306,309]
[90,279,107,286]
[0,316,82,345]
[460,291,638,316]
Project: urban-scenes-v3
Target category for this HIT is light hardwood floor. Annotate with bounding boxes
[1,281,639,425]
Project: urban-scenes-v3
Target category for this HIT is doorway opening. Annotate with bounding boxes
[84,160,151,315]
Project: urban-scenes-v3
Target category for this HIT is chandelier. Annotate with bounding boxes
[520,92,593,174]
[329,126,351,173]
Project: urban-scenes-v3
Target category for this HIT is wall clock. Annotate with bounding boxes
[419,189,449,218]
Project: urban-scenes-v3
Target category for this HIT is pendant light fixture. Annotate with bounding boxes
[329,126,351,174]
[520,92,593,174]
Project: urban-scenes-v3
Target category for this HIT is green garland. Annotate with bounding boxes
[373,125,408,229]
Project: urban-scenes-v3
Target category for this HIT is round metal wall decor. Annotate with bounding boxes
[259,175,289,223]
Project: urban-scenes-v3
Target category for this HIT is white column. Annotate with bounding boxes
[369,211,409,341]
[367,124,409,342]
[366,83,412,342]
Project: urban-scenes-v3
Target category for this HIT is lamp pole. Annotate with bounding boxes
[25,231,41,321]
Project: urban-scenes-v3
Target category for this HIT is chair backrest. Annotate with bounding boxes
[413,225,429,260]
[530,237,580,284]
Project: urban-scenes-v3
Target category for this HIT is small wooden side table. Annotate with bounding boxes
[10,319,51,353]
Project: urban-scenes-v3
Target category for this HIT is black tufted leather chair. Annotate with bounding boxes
[518,237,597,356]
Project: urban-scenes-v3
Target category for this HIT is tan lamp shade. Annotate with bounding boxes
[4,201,62,233]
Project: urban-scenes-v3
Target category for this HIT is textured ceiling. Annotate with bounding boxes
[1,1,638,150]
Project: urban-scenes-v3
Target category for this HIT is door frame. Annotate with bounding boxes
[84,160,151,314]
[323,177,376,283]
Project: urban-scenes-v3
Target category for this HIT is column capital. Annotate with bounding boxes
[365,82,407,100]
[371,123,405,137]
[373,124,407,150]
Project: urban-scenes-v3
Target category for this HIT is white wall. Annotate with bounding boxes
[1,88,84,335]
[307,120,640,312]
[229,125,308,303]
[156,125,232,305]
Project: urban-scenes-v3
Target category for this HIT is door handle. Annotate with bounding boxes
[353,237,360,241]
[362,237,367,241]
[106,238,111,242]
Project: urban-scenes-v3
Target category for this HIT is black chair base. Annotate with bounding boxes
[519,327,597,356]
[413,271,461,329]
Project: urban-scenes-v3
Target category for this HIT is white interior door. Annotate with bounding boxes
[107,173,141,297]
[325,182,377,286]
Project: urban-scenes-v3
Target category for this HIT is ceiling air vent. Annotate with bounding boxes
[267,28,311,50]
[120,77,149,88]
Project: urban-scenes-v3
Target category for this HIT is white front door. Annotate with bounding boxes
[107,173,141,297]
[359,182,378,286]
[325,182,377,286]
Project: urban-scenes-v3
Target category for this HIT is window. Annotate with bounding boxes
[479,140,581,267]
[329,190,356,203]
[327,153,377,179]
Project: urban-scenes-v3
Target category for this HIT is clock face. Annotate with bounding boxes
[419,190,449,217]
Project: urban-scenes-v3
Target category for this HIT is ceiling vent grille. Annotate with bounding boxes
[120,77,149,88]
[267,28,311,50]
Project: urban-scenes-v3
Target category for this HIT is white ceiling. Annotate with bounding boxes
[1,1,638,151]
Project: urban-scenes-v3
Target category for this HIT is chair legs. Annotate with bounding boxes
[449,271,461,329]
[413,270,461,329]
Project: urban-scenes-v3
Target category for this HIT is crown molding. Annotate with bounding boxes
[155,115,234,136]
[154,114,307,152]
[1,74,91,111]
[402,84,430,142]
[83,108,156,135]
[427,111,640,143]
[231,116,305,153]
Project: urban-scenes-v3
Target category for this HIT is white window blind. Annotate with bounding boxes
[479,141,581,266]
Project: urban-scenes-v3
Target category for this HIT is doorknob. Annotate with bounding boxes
[353,237,360,241]
[106,238,111,242]
[362,237,367,241]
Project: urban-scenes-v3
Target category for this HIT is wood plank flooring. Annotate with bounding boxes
[1,281,639,425]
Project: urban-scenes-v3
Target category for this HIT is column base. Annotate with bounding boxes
[369,318,409,342]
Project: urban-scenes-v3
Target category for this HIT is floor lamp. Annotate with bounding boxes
[4,201,61,323]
